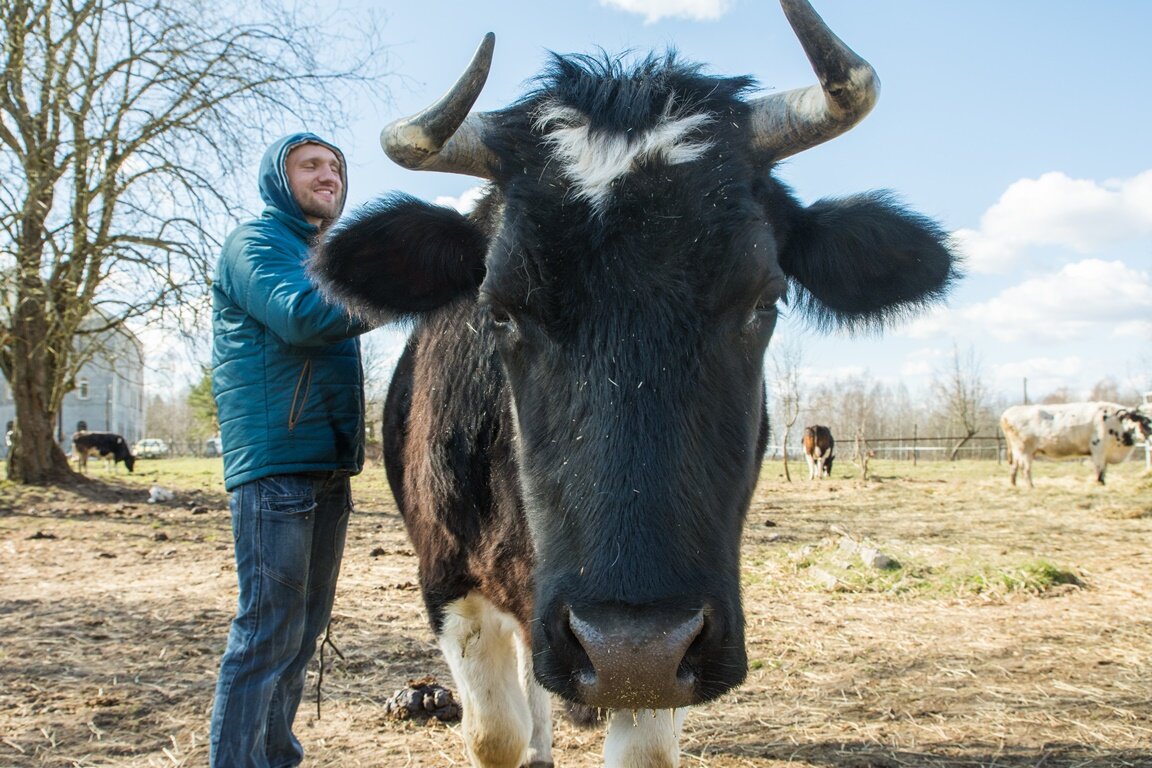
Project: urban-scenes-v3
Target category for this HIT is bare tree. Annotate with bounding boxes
[358,326,410,462]
[767,339,804,482]
[0,0,388,483]
[931,343,990,461]
[1087,376,1144,406]
[1040,386,1075,405]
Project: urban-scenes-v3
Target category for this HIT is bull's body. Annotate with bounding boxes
[313,2,958,764]
[802,425,835,479]
[1000,402,1151,488]
[72,431,136,474]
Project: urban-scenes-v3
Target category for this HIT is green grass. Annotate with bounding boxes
[786,536,1086,599]
[954,558,1085,596]
[40,455,1123,604]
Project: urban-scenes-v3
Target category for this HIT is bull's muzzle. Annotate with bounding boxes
[566,605,705,710]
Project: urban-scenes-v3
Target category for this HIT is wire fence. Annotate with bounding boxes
[769,434,1152,467]
[48,433,1150,470]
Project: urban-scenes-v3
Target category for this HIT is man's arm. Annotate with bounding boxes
[220,229,378,346]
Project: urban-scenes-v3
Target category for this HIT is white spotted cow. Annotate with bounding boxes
[1000,401,1152,488]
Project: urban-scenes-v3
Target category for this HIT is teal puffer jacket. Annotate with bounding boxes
[212,133,372,490]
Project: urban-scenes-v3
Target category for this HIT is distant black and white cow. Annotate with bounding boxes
[72,431,136,474]
[802,425,835,479]
[311,2,958,764]
[1000,402,1151,488]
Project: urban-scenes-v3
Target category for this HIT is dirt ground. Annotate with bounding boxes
[1,457,1151,767]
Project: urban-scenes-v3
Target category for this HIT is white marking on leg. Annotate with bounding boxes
[603,708,685,768]
[439,593,533,768]
[515,628,554,766]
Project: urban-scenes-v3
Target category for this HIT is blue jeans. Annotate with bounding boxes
[209,473,352,768]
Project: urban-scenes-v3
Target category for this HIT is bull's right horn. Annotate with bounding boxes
[380,32,498,179]
[749,0,880,160]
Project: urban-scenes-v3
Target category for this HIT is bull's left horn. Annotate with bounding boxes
[749,0,879,159]
[380,32,498,179]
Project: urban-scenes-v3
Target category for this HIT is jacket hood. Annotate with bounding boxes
[258,132,348,230]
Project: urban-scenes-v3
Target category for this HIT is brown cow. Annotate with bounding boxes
[802,425,835,479]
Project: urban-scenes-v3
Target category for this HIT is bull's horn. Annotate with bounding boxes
[380,32,498,179]
[749,0,880,159]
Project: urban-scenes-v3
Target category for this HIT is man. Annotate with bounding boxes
[209,133,377,767]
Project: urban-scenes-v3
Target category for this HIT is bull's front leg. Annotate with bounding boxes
[603,708,686,767]
[438,592,553,768]
[518,633,555,767]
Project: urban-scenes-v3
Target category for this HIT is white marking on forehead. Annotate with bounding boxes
[536,100,715,212]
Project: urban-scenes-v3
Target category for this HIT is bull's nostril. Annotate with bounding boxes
[553,607,596,687]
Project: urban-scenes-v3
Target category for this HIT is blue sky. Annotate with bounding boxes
[304,1,1151,403]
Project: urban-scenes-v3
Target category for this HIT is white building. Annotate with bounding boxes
[1,322,145,457]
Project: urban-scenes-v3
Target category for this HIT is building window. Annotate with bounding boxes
[78,379,90,400]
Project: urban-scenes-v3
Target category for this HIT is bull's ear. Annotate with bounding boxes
[311,192,488,321]
[778,191,961,332]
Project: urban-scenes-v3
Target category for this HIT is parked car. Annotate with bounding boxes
[134,438,170,459]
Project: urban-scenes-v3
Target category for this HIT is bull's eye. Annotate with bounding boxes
[490,305,513,328]
[748,301,777,326]
[745,301,778,341]
[480,296,517,335]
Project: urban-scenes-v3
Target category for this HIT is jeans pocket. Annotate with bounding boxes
[257,475,318,593]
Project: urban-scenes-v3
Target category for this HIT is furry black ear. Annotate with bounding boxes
[311,192,488,321]
[778,191,961,332]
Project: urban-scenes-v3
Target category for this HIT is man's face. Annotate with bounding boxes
[286,143,343,226]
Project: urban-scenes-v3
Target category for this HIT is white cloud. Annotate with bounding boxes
[993,355,1083,382]
[895,304,955,340]
[598,0,731,24]
[1115,320,1152,339]
[434,185,487,214]
[964,259,1152,343]
[899,360,932,378]
[957,169,1152,274]
[991,356,1087,400]
[895,345,958,383]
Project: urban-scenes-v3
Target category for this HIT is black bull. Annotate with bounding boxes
[312,1,958,764]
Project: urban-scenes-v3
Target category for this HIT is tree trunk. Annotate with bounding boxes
[948,431,977,462]
[781,425,792,482]
[854,429,871,480]
[7,399,73,484]
[7,278,76,484]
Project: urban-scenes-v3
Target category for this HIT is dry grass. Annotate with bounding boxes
[1,456,1150,766]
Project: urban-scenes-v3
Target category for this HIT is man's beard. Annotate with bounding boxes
[301,195,341,222]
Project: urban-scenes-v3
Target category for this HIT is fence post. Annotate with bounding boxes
[912,424,918,467]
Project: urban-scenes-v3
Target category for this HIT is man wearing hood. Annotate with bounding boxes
[209,133,377,767]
